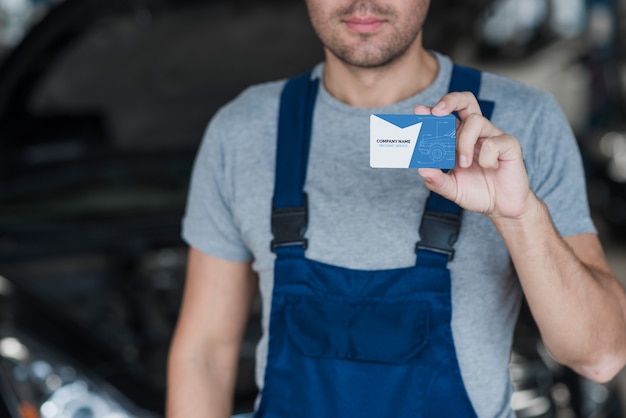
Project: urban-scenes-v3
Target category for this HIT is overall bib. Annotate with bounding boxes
[256,66,495,418]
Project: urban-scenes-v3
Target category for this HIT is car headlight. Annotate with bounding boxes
[0,327,158,418]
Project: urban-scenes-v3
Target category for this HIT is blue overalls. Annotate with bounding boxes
[256,66,495,418]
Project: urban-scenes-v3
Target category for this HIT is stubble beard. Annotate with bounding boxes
[326,31,419,69]
[311,1,426,69]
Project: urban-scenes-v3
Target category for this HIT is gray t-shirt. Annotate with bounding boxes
[182,53,596,418]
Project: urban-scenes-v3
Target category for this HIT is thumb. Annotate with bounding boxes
[418,168,457,201]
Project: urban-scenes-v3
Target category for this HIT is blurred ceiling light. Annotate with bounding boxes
[549,0,586,37]
[0,337,29,362]
[481,0,547,47]
[588,2,614,47]
[0,0,63,50]
[599,132,626,183]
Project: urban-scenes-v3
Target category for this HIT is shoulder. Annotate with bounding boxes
[212,65,323,127]
[471,68,568,148]
[479,70,559,119]
[212,79,287,127]
[198,78,288,156]
[437,54,560,123]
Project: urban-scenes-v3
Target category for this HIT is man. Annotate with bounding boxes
[166,0,626,417]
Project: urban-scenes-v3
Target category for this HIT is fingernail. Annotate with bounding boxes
[435,102,446,110]
[459,155,468,168]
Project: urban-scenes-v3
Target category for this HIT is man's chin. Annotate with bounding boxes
[325,36,417,69]
[332,50,404,69]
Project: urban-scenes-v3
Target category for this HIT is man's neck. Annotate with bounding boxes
[322,46,438,108]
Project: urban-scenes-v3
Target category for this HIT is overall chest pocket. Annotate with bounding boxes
[285,297,431,364]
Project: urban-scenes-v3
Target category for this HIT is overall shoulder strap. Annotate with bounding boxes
[271,71,319,253]
[416,64,495,267]
[449,65,495,119]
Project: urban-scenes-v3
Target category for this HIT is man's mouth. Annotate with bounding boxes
[342,16,385,33]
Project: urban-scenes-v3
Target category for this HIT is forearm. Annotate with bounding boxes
[166,248,257,417]
[166,339,239,418]
[492,197,626,381]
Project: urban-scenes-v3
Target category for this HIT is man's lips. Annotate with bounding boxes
[343,16,385,33]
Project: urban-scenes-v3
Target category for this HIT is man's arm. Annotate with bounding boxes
[166,247,257,418]
[494,200,626,382]
[415,93,626,383]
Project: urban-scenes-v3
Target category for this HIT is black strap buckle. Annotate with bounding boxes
[415,210,462,261]
[271,194,308,252]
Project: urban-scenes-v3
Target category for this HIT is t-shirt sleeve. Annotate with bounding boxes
[525,92,597,237]
[181,108,253,262]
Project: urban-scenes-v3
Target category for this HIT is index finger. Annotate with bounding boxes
[413,104,434,115]
[431,91,483,121]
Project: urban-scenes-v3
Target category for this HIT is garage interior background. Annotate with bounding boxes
[0,0,625,418]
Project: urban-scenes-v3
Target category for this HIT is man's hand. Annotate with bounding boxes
[414,92,537,221]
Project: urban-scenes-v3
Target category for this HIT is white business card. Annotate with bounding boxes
[370,114,457,169]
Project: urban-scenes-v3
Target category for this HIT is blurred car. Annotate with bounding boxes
[0,0,323,415]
